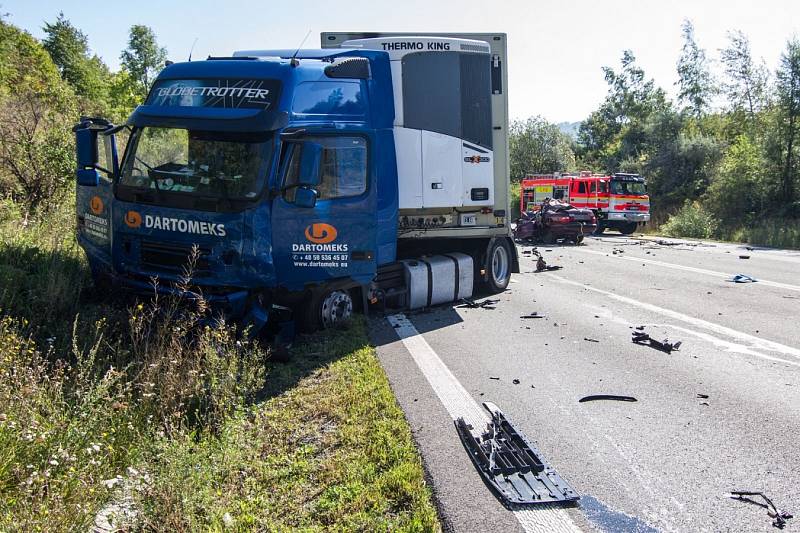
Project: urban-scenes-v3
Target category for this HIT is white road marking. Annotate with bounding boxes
[573,247,800,292]
[547,274,800,365]
[387,313,582,533]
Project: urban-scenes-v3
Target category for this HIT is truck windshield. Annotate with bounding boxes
[119,127,272,203]
[610,181,646,195]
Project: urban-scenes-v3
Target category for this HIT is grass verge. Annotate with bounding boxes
[136,319,439,531]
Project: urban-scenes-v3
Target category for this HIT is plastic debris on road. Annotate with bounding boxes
[455,401,580,505]
[459,297,499,309]
[729,491,793,529]
[579,395,638,403]
[631,330,682,354]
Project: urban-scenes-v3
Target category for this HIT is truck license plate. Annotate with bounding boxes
[461,214,477,226]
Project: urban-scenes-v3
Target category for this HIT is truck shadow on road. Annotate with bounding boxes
[366,298,471,353]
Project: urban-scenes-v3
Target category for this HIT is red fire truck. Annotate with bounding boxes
[520,171,650,234]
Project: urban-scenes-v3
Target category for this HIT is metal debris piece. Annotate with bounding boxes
[512,379,520,385]
[579,395,638,403]
[584,337,600,343]
[536,256,563,272]
[739,255,751,259]
[455,402,579,505]
[521,312,545,319]
[730,274,758,283]
[730,491,793,529]
[459,297,499,309]
[528,249,563,272]
[697,393,709,399]
[631,331,682,353]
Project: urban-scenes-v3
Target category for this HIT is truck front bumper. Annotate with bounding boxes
[92,266,287,338]
[607,212,650,222]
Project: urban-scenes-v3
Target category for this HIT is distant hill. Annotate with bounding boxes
[557,121,581,140]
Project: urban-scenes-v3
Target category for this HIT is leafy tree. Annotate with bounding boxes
[509,116,576,179]
[120,25,167,100]
[0,20,76,213]
[775,37,800,208]
[720,30,768,124]
[676,19,714,118]
[705,134,766,223]
[42,12,110,109]
[578,50,668,171]
[637,109,724,214]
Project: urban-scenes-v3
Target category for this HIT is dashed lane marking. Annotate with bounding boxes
[573,247,800,292]
[547,274,800,365]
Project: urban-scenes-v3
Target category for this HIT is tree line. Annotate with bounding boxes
[1,13,799,243]
[0,12,166,214]
[510,21,800,241]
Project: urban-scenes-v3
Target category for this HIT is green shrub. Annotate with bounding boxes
[661,201,719,239]
[729,218,800,249]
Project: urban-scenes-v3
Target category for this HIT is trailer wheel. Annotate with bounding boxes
[484,239,511,293]
[619,222,637,235]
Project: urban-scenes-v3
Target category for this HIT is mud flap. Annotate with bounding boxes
[455,402,579,505]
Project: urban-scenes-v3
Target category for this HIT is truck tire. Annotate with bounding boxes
[304,287,354,332]
[620,222,637,235]
[484,239,511,293]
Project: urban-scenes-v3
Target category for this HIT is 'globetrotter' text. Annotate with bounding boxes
[156,86,270,99]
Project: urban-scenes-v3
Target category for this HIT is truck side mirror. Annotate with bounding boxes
[298,142,324,186]
[294,186,318,208]
[74,118,119,186]
[75,128,101,186]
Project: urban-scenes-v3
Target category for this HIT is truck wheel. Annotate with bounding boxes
[620,222,637,235]
[305,288,353,331]
[484,239,511,293]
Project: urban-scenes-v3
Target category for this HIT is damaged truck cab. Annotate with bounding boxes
[74,33,518,336]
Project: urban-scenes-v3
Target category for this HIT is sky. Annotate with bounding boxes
[5,0,799,124]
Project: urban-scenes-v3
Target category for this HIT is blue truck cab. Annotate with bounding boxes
[74,34,518,336]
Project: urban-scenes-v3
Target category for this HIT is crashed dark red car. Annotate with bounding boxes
[513,199,597,244]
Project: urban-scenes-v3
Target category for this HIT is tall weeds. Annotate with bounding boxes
[0,211,266,530]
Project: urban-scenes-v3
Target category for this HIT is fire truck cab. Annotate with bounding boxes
[520,171,649,234]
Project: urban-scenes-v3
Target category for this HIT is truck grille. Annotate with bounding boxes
[140,240,212,277]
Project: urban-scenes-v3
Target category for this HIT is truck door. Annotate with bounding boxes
[74,119,123,269]
[271,134,377,289]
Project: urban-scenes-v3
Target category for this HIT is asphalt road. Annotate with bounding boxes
[371,234,800,533]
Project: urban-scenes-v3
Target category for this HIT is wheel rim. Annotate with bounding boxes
[491,244,510,286]
[320,290,353,328]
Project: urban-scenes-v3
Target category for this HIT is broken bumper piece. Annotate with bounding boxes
[455,402,579,505]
